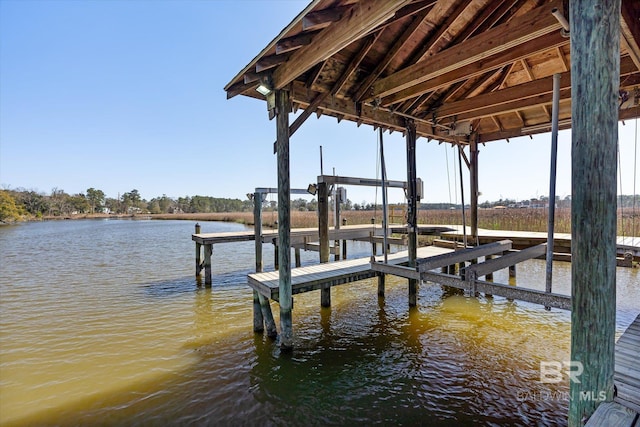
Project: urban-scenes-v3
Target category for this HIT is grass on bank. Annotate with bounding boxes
[153,208,640,237]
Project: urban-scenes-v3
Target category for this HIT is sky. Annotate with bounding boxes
[0,0,638,206]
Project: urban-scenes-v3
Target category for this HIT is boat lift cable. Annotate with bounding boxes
[457,145,468,248]
[618,133,626,244]
[633,116,638,242]
[373,130,380,257]
[380,128,389,264]
[445,144,452,205]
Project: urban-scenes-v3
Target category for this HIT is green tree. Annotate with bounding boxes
[86,188,105,214]
[69,193,90,213]
[0,190,23,222]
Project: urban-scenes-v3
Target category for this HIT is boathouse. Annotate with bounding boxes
[223,0,640,425]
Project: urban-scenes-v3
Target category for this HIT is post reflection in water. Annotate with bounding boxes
[0,219,637,426]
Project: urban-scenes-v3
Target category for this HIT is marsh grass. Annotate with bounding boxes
[152,207,639,237]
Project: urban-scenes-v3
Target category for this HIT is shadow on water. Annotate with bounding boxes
[138,271,251,299]
[4,280,572,427]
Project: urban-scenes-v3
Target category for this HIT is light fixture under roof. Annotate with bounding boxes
[256,84,272,96]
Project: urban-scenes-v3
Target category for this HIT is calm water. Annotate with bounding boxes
[1,219,638,426]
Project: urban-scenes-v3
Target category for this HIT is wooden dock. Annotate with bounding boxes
[247,246,452,302]
[440,225,640,264]
[585,314,640,426]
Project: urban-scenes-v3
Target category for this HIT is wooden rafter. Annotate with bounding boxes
[404,0,474,66]
[380,30,568,106]
[371,1,563,102]
[332,31,383,97]
[273,0,412,89]
[302,6,348,31]
[352,7,432,102]
[276,31,319,55]
[621,0,640,70]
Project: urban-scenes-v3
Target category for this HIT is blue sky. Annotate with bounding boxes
[1,0,638,205]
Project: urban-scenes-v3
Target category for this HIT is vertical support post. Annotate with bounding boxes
[546,73,561,297]
[274,244,279,270]
[204,244,212,287]
[406,119,418,307]
[254,192,263,273]
[275,89,293,350]
[253,192,265,333]
[470,138,479,242]
[195,223,202,277]
[378,273,386,297]
[295,247,301,267]
[508,264,516,279]
[569,0,619,424]
[318,181,331,307]
[485,255,494,282]
[334,188,341,261]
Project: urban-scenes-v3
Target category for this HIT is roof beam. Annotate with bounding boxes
[302,6,348,31]
[380,30,567,106]
[256,53,290,73]
[621,0,640,70]
[276,31,318,55]
[436,56,638,123]
[272,0,412,90]
[405,0,475,66]
[352,8,432,102]
[369,0,563,101]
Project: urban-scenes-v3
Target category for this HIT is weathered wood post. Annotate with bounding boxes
[294,248,301,267]
[406,119,418,307]
[204,244,212,287]
[275,88,293,350]
[470,138,479,242]
[334,187,341,261]
[252,194,264,332]
[195,223,202,277]
[318,181,331,307]
[569,0,619,424]
[342,217,347,259]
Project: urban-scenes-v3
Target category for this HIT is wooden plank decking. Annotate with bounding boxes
[586,314,640,426]
[440,225,640,261]
[247,246,452,301]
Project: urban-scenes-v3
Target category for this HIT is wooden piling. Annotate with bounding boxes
[342,218,347,259]
[569,0,619,423]
[195,223,202,277]
[259,294,278,339]
[203,244,212,287]
[377,273,385,297]
[295,247,301,267]
[470,138,479,241]
[406,119,418,307]
[253,290,264,332]
[318,181,331,307]
[276,88,293,350]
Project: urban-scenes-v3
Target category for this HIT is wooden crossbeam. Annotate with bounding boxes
[380,31,567,106]
[352,7,432,102]
[273,0,411,89]
[372,1,563,103]
[302,6,348,31]
[464,243,547,278]
[621,0,640,70]
[416,240,512,272]
[276,31,318,54]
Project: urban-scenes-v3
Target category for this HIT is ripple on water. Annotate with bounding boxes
[0,220,637,426]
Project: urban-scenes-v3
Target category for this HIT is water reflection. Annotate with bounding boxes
[0,220,637,426]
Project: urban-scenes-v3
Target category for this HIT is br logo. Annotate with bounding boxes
[539,361,583,384]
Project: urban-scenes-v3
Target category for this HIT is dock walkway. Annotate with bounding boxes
[585,313,640,426]
[247,246,452,302]
[440,225,640,263]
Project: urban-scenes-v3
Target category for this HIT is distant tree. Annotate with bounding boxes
[86,188,105,214]
[104,197,120,213]
[69,193,90,213]
[0,190,23,222]
[49,187,71,216]
[17,190,49,217]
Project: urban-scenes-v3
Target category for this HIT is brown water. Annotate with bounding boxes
[1,219,638,426]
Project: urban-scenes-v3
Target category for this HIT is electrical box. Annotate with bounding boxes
[416,178,424,200]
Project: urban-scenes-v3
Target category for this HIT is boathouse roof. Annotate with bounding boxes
[224,0,640,144]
